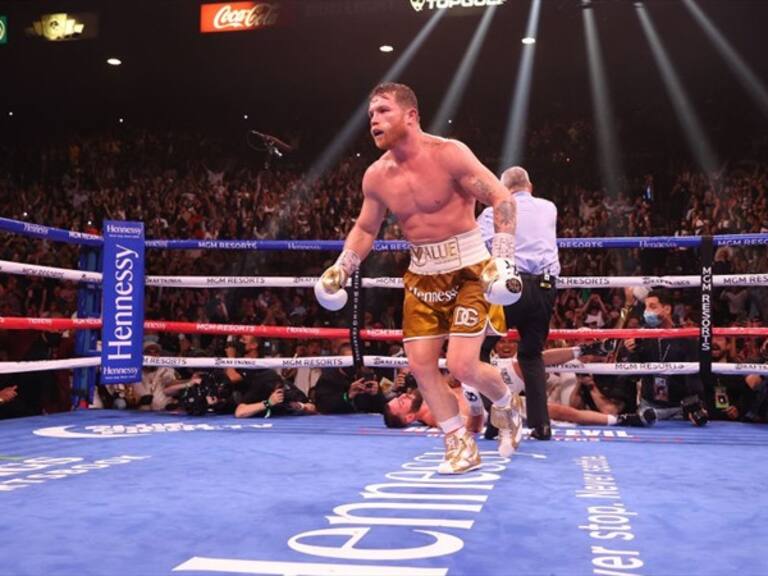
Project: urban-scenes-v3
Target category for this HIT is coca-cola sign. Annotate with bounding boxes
[200,2,281,33]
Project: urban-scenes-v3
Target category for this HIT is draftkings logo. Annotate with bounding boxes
[0,16,7,44]
[409,0,506,11]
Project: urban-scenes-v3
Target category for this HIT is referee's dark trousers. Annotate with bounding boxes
[482,273,556,437]
[506,273,557,433]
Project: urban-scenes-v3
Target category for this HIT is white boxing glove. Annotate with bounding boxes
[481,257,523,306]
[314,267,348,311]
[313,249,361,311]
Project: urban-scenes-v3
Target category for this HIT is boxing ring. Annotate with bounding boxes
[1,215,767,576]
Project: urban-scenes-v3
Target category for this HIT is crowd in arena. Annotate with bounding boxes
[0,125,766,423]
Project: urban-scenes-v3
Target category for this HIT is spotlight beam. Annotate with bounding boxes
[429,5,498,135]
[582,1,623,196]
[499,0,542,171]
[682,0,768,118]
[307,9,447,182]
[636,3,718,174]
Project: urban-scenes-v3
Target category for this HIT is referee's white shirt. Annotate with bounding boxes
[477,190,561,276]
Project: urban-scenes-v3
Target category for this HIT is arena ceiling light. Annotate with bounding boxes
[521,37,535,45]
[429,5,499,135]
[307,9,446,182]
[379,45,394,53]
[636,2,718,173]
[499,0,542,170]
[682,0,768,118]
[582,0,623,195]
[106,57,122,66]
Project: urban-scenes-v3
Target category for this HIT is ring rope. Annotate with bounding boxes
[3,259,768,289]
[2,216,767,250]
[2,316,768,340]
[0,357,101,375]
[2,356,765,376]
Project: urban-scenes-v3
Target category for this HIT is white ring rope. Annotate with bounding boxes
[3,259,768,289]
[0,357,101,375]
[3,356,764,376]
[0,260,101,283]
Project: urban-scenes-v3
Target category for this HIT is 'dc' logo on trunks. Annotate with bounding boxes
[454,306,480,328]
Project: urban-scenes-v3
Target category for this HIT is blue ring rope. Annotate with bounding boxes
[2,216,767,250]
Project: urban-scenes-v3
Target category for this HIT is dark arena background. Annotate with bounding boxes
[0,1,767,575]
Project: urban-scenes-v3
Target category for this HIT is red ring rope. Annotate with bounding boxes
[2,316,767,340]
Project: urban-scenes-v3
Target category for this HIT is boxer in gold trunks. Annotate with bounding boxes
[314,83,524,473]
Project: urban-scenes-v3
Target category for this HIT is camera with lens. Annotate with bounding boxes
[403,372,418,390]
[579,339,616,358]
[356,367,379,383]
[681,394,708,426]
[181,372,233,416]
[355,367,381,393]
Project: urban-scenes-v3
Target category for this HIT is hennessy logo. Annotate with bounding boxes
[408,286,458,304]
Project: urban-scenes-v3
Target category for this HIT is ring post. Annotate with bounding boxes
[350,269,364,369]
[73,246,102,408]
[699,235,714,402]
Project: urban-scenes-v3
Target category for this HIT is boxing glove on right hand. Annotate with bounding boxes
[480,258,523,306]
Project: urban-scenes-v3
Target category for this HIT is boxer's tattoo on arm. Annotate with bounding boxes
[469,176,495,205]
[494,199,517,234]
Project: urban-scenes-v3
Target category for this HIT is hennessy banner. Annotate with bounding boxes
[101,221,145,385]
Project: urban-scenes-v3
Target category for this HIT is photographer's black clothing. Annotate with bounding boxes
[709,373,751,421]
[742,378,768,423]
[593,375,639,413]
[628,336,703,407]
[236,369,307,416]
[314,368,385,415]
[0,379,29,420]
[15,334,58,416]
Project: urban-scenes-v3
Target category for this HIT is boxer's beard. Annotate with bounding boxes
[378,121,407,150]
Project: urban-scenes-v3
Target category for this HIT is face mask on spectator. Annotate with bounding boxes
[643,311,662,327]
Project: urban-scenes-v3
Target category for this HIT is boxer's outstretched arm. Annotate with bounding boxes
[542,347,580,366]
[343,169,387,262]
[444,140,516,236]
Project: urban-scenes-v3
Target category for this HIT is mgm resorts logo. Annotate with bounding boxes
[409,0,506,11]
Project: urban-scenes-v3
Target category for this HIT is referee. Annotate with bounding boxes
[478,166,560,440]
